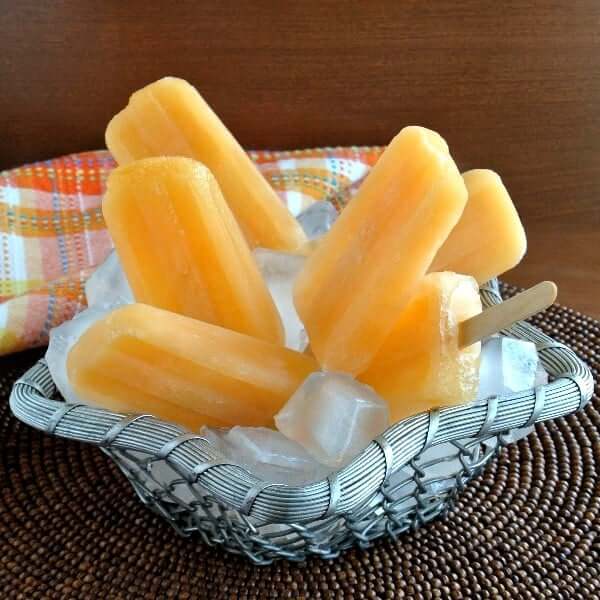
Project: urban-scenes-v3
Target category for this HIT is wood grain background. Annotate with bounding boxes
[1,1,599,316]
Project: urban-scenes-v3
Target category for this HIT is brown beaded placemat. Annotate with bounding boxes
[0,286,599,599]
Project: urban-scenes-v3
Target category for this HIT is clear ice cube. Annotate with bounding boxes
[296,201,338,239]
[84,250,134,309]
[476,336,549,444]
[534,361,549,388]
[275,372,389,468]
[499,353,549,445]
[201,426,331,485]
[253,248,307,350]
[45,306,112,404]
[477,336,542,401]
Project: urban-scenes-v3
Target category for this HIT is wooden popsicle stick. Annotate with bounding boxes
[459,281,558,348]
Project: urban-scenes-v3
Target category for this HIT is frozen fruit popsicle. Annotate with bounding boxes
[67,304,319,430]
[105,77,306,251]
[430,169,527,283]
[103,157,284,345]
[358,272,482,422]
[294,126,468,375]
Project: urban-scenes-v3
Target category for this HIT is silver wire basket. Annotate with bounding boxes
[9,280,594,565]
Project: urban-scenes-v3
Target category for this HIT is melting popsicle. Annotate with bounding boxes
[67,304,319,431]
[294,126,468,375]
[105,77,306,251]
[358,272,482,422]
[430,169,527,283]
[103,157,284,344]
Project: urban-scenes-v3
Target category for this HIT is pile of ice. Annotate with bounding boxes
[46,199,547,488]
[200,426,332,485]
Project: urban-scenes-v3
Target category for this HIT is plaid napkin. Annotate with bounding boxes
[0,147,383,355]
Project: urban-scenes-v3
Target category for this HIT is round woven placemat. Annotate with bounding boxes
[1,286,599,599]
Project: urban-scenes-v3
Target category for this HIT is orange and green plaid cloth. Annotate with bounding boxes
[0,147,383,356]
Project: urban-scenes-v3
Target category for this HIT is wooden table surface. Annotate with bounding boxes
[2,1,599,317]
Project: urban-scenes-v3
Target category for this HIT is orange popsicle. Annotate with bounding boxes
[294,170,527,284]
[103,157,283,344]
[431,169,527,283]
[294,126,468,375]
[358,272,482,422]
[105,77,306,251]
[67,304,319,431]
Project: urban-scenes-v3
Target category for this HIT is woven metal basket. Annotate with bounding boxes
[9,280,594,564]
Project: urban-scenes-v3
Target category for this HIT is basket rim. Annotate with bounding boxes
[9,280,594,524]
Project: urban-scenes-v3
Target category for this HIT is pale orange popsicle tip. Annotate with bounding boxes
[358,272,482,423]
[105,78,199,164]
[103,157,284,345]
[430,169,527,283]
[294,126,468,375]
[67,303,319,431]
[105,77,307,252]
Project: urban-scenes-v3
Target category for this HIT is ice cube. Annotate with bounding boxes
[201,426,331,485]
[46,306,112,404]
[534,361,549,387]
[253,248,307,350]
[477,336,541,401]
[85,250,134,309]
[296,201,338,239]
[498,358,549,444]
[275,372,389,468]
